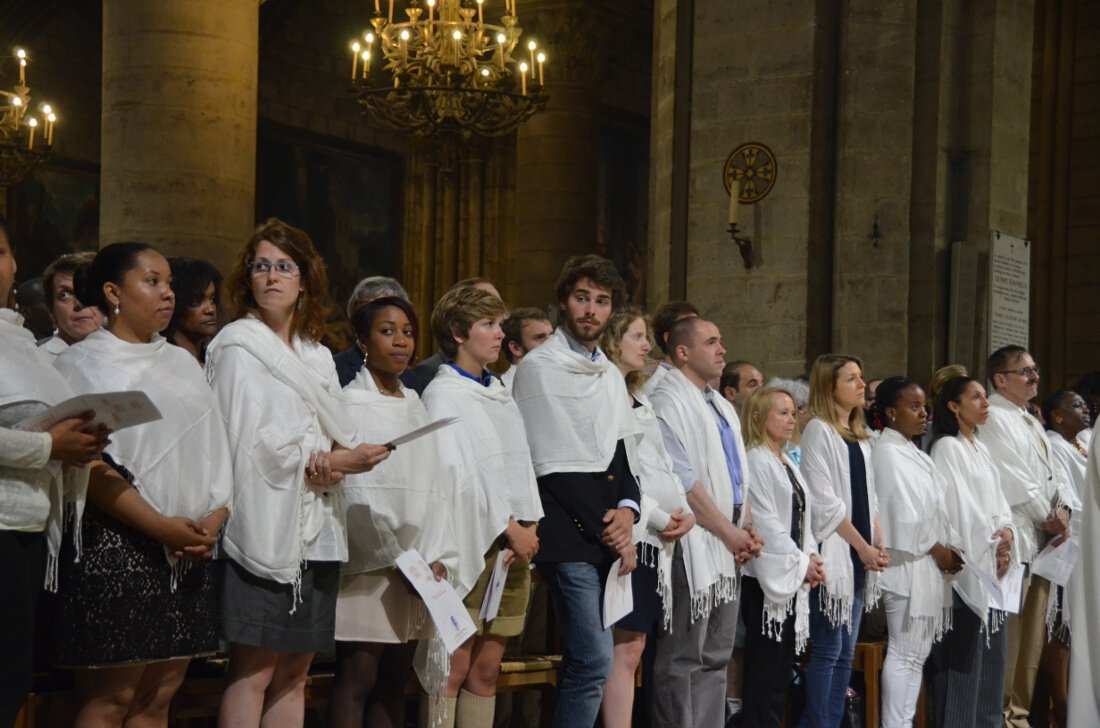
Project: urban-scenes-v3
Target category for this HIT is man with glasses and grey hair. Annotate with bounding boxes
[333,276,417,388]
[977,345,1068,728]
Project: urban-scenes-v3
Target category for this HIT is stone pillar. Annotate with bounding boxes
[99,0,259,272]
[512,4,604,309]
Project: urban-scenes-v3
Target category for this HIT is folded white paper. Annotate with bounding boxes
[385,416,460,449]
[15,391,161,434]
[396,549,477,653]
[603,558,633,629]
[1030,536,1078,588]
[478,548,511,622]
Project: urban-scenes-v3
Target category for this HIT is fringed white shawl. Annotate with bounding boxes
[0,309,88,591]
[341,369,459,579]
[511,328,639,477]
[420,365,542,597]
[205,316,358,591]
[977,393,1060,562]
[54,328,232,585]
[649,367,741,620]
[1067,433,1100,727]
[1046,431,1086,638]
[799,418,880,629]
[872,428,954,643]
[931,435,1016,634]
[742,446,815,652]
[631,392,701,630]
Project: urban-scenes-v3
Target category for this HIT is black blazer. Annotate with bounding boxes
[534,440,641,565]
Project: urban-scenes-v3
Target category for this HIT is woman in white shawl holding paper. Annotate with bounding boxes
[0,222,104,725]
[868,376,960,728]
[207,219,391,727]
[740,386,824,727]
[53,242,231,727]
[421,286,543,728]
[929,375,1017,728]
[597,309,696,728]
[798,354,888,728]
[327,295,457,728]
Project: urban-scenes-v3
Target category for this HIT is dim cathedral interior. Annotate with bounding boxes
[1,0,1098,393]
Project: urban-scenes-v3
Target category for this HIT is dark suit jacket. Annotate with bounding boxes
[333,345,423,391]
[533,440,641,565]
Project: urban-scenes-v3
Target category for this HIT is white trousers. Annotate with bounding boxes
[881,591,934,728]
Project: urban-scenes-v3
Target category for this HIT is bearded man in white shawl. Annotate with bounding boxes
[648,315,763,728]
[977,345,1067,728]
[510,255,642,728]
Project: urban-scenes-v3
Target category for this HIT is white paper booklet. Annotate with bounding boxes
[15,391,161,434]
[395,549,477,653]
[603,558,634,629]
[1030,536,1079,588]
[478,549,511,623]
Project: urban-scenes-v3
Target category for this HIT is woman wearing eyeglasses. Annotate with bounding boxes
[207,219,391,726]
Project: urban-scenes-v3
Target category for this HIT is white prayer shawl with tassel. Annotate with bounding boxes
[649,367,741,620]
[0,309,88,591]
[1045,431,1086,639]
[742,446,816,653]
[54,328,232,587]
[872,427,955,643]
[799,418,880,629]
[931,434,1017,636]
[205,316,358,597]
[1067,432,1100,728]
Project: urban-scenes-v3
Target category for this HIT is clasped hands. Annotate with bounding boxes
[723,523,764,566]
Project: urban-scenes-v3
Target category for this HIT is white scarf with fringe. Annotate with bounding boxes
[0,309,88,591]
[54,328,232,587]
[742,446,815,652]
[799,418,881,629]
[649,367,741,620]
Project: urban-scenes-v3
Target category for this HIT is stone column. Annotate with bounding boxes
[99,0,259,272]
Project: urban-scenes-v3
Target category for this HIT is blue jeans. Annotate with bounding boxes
[538,561,613,728]
[800,584,864,728]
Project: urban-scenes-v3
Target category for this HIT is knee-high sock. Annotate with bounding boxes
[456,689,496,728]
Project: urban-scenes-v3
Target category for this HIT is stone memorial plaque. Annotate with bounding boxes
[988,231,1030,352]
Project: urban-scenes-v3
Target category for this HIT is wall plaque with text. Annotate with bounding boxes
[988,231,1030,352]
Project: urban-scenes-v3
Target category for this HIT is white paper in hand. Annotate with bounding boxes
[1030,537,1079,587]
[997,562,1025,614]
[603,558,633,629]
[385,416,460,449]
[395,549,477,653]
[15,391,161,433]
[478,549,511,622]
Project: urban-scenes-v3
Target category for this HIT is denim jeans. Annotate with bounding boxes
[538,561,614,728]
[799,584,865,728]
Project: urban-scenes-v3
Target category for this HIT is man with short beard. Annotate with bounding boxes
[511,255,641,728]
[649,316,762,728]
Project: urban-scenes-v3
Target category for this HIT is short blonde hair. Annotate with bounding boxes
[741,386,796,451]
[431,286,509,358]
[807,353,869,441]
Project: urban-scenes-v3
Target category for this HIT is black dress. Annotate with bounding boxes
[55,460,218,668]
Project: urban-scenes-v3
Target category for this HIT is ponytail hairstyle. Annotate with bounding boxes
[72,242,157,316]
[931,375,981,442]
[869,375,917,431]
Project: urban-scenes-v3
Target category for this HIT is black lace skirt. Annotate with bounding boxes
[55,501,218,668]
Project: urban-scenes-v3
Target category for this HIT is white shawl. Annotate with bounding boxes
[742,446,815,652]
[0,309,88,590]
[420,365,543,596]
[206,317,358,588]
[54,329,233,581]
[631,392,702,628]
[977,393,1060,561]
[931,435,1016,628]
[1067,434,1100,727]
[649,366,741,618]
[799,418,880,629]
[872,428,954,642]
[511,328,640,476]
[341,370,458,579]
[1046,431,1086,637]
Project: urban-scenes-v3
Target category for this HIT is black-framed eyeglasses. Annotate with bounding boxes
[248,261,301,278]
[999,365,1040,378]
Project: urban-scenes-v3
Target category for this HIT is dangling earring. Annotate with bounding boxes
[296,293,303,312]
[113,301,121,316]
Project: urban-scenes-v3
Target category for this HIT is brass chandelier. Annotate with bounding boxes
[1,48,57,186]
[349,0,548,138]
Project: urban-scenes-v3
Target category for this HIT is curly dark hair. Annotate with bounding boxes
[553,254,627,309]
[165,257,222,339]
[224,218,334,342]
